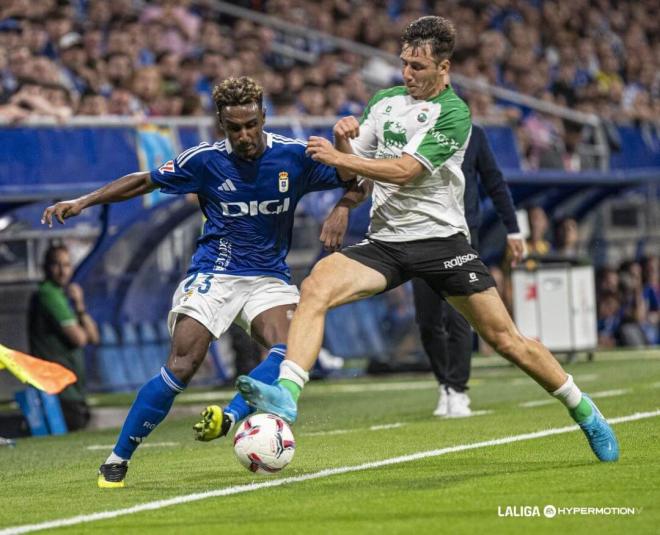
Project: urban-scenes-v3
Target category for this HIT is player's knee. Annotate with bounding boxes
[299,273,332,308]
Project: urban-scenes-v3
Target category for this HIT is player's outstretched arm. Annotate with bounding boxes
[307,136,423,186]
[320,179,372,251]
[41,171,157,227]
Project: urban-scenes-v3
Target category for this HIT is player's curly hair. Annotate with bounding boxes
[212,76,263,113]
[401,16,456,61]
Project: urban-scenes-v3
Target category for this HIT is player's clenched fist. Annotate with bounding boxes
[41,200,83,227]
[319,205,349,252]
[333,116,360,140]
[305,136,340,166]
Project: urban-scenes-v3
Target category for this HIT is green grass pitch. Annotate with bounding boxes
[1,349,659,534]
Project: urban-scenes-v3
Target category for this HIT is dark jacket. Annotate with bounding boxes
[462,124,519,235]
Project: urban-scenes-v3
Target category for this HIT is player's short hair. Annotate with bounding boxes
[401,16,456,61]
[212,77,263,114]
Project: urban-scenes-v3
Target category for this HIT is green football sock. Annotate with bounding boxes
[279,379,302,402]
[569,396,593,423]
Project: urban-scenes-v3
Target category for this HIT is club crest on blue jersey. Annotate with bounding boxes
[278,171,289,193]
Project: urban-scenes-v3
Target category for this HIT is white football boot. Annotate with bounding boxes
[446,387,472,418]
[433,386,448,417]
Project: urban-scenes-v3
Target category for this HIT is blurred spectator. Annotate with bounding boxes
[595,258,658,348]
[641,256,659,345]
[553,217,580,259]
[108,87,141,116]
[132,66,162,115]
[518,93,566,170]
[140,0,201,55]
[28,244,99,431]
[298,82,327,116]
[465,89,521,125]
[106,52,135,90]
[562,120,592,171]
[617,260,649,347]
[526,205,552,258]
[597,289,622,348]
[597,266,620,295]
[7,79,72,122]
[57,32,92,94]
[77,91,108,115]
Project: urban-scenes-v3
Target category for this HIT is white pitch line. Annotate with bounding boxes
[303,429,351,437]
[519,399,559,408]
[369,423,404,431]
[2,409,658,535]
[303,422,405,437]
[86,442,180,451]
[519,388,631,408]
[445,410,494,418]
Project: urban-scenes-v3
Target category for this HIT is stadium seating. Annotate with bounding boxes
[95,323,131,392]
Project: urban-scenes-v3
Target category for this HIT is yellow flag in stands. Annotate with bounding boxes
[0,343,77,394]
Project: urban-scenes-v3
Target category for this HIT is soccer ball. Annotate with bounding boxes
[233,413,295,474]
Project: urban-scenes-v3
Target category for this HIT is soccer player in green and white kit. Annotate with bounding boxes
[236,16,619,462]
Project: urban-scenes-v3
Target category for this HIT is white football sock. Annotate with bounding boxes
[551,374,582,409]
[105,452,129,465]
[279,360,309,389]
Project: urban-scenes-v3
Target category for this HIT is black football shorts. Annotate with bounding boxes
[340,233,495,297]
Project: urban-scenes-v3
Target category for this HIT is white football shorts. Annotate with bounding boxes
[167,273,300,338]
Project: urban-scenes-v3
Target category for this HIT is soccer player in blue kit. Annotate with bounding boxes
[41,77,362,487]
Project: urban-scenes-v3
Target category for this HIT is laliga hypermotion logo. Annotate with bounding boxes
[278,171,289,192]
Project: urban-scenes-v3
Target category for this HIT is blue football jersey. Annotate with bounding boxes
[150,132,346,282]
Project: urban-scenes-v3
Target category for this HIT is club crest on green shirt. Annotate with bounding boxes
[383,120,407,148]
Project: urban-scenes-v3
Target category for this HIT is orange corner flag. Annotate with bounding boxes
[0,343,77,394]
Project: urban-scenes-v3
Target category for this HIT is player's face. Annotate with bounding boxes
[47,249,73,287]
[220,103,266,160]
[400,44,450,100]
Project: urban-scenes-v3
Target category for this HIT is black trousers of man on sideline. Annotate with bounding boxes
[412,231,478,393]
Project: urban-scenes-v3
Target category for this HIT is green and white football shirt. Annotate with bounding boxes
[351,85,472,241]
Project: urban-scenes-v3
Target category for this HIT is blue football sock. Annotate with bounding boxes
[225,344,286,422]
[113,367,185,460]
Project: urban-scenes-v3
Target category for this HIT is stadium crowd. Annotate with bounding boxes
[596,255,659,348]
[0,0,658,171]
